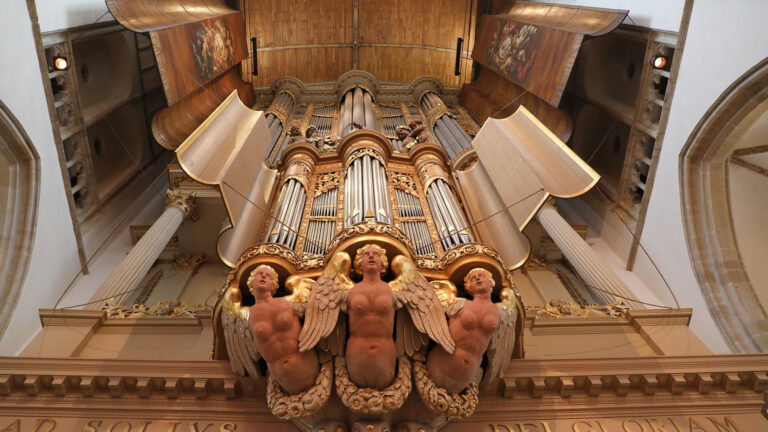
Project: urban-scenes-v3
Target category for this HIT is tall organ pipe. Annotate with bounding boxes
[420,91,472,159]
[363,92,377,132]
[352,87,365,130]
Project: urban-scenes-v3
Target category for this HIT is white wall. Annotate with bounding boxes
[639,0,768,353]
[0,2,83,354]
[35,0,112,33]
[528,0,684,32]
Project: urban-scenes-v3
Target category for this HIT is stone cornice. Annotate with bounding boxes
[0,355,764,404]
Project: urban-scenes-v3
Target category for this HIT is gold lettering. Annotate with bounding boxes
[689,418,712,432]
[34,419,56,432]
[623,420,649,432]
[108,422,131,432]
[595,420,609,432]
[0,419,20,432]
[573,421,597,432]
[137,422,151,432]
[189,423,213,432]
[83,420,103,432]
[489,425,514,432]
[219,425,236,432]
[646,418,672,432]
[517,423,540,432]
[541,422,553,432]
[707,417,742,432]
[668,419,683,432]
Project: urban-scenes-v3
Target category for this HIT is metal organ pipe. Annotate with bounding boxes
[363,91,377,132]
[352,87,365,130]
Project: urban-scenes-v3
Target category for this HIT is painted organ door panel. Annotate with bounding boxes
[263,178,307,251]
[343,153,392,227]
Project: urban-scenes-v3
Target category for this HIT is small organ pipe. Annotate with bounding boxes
[276,182,299,244]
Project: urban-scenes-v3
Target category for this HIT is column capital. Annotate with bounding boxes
[541,197,558,209]
[165,190,197,219]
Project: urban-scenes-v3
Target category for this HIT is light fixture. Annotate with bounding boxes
[650,55,667,70]
[53,56,70,71]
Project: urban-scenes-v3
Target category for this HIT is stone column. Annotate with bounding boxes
[85,190,197,310]
[536,199,644,309]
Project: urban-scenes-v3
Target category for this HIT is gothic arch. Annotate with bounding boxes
[0,99,40,338]
[680,59,768,352]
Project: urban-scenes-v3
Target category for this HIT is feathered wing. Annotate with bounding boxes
[221,310,262,378]
[444,297,466,318]
[481,301,519,388]
[297,276,348,352]
[390,255,455,354]
[395,309,430,357]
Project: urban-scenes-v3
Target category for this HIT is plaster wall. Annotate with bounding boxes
[639,0,768,353]
[35,0,112,34]
[527,0,684,32]
[0,2,82,354]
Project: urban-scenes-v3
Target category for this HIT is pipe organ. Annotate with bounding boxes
[264,91,296,156]
[256,75,485,263]
[339,86,378,136]
[421,91,472,158]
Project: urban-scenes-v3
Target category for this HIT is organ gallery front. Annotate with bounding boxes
[2,0,767,431]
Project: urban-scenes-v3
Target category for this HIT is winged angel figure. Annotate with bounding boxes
[298,244,455,390]
[427,268,518,393]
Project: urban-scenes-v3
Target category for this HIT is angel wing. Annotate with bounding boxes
[481,290,519,388]
[220,287,262,377]
[285,275,316,317]
[430,279,466,318]
[389,255,455,354]
[297,251,354,353]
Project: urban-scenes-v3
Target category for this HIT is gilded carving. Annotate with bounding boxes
[104,300,210,318]
[165,189,197,218]
[267,359,333,419]
[334,356,411,414]
[526,299,629,318]
[172,254,206,273]
[389,172,419,196]
[314,172,341,197]
[412,354,478,419]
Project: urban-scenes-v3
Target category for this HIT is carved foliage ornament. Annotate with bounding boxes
[389,172,419,196]
[165,189,197,218]
[314,171,341,197]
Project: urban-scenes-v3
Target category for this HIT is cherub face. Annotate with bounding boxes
[361,246,382,273]
[248,265,278,294]
[466,269,493,297]
[396,127,410,140]
[353,244,388,276]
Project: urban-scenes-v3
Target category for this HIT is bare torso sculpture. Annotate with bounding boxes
[345,244,397,388]
[427,268,500,393]
[246,265,319,394]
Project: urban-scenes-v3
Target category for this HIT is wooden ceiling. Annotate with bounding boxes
[241,0,478,88]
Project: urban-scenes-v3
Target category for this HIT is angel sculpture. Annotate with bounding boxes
[299,245,454,390]
[426,268,518,393]
[220,264,319,394]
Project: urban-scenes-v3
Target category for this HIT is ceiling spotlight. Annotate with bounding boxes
[53,56,70,71]
[650,55,667,70]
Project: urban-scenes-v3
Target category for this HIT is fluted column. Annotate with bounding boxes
[536,200,643,309]
[85,190,197,310]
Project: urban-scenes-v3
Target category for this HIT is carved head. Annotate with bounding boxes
[247,264,279,295]
[464,268,495,297]
[306,125,319,138]
[395,125,411,140]
[289,124,302,136]
[353,244,388,276]
[408,118,424,129]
